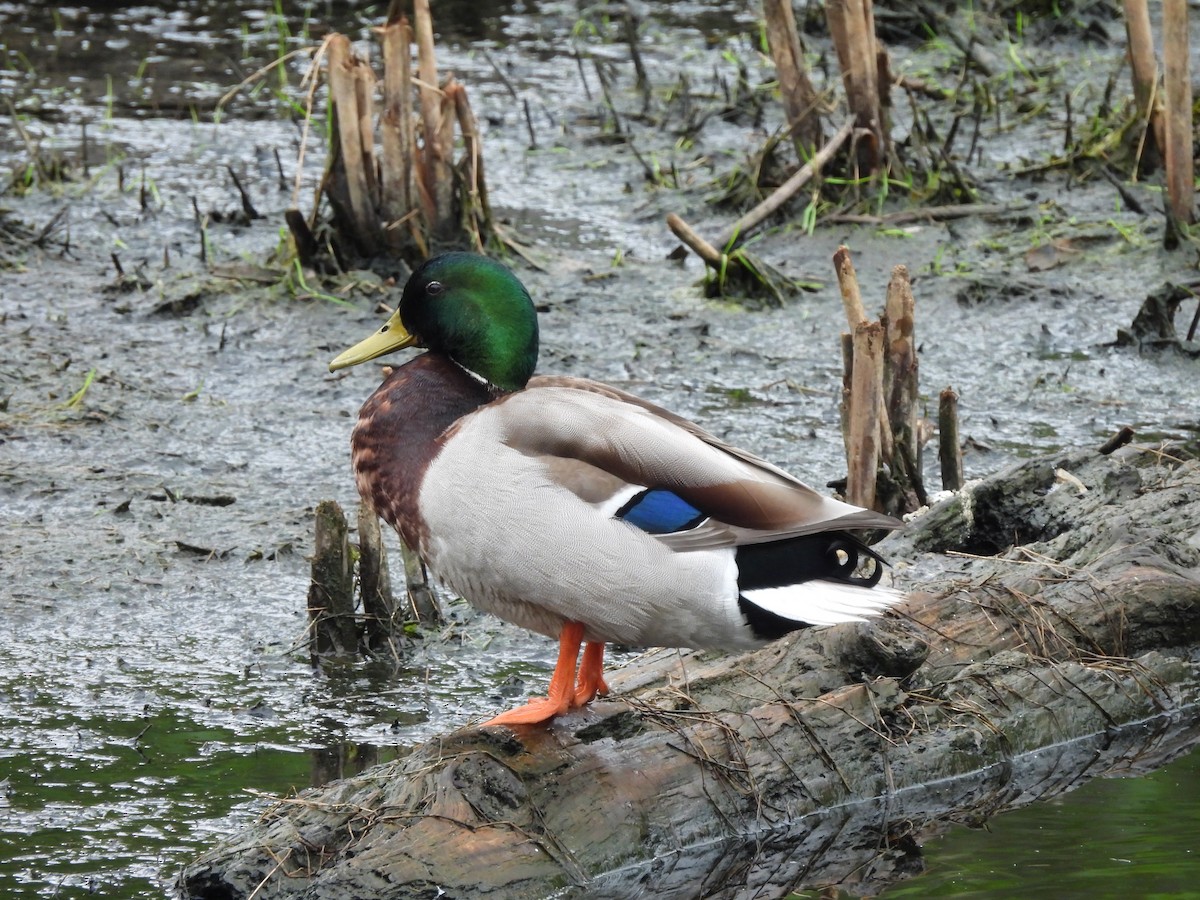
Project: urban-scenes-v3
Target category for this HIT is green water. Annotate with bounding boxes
[2,710,303,896]
[878,746,1200,899]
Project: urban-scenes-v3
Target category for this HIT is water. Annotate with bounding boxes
[877,748,1200,899]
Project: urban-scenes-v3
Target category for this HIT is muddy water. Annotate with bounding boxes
[2,1,1199,897]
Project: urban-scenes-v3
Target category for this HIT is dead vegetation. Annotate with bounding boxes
[651,0,1197,299]
[286,0,499,273]
[831,246,932,519]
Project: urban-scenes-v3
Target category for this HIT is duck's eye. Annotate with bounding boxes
[426,281,444,297]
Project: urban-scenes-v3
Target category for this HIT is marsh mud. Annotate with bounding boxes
[1,1,1199,897]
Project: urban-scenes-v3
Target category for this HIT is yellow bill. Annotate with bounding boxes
[328,309,417,372]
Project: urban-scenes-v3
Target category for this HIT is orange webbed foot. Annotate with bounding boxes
[572,640,609,708]
[483,622,586,729]
[483,695,573,727]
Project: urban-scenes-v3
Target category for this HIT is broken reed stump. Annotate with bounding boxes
[835,247,929,517]
[308,500,441,667]
[1113,281,1200,352]
[180,445,1200,900]
[883,265,925,509]
[1161,0,1195,239]
[308,500,358,663]
[938,387,964,491]
[289,3,497,272]
[399,540,440,626]
[763,0,822,156]
[825,0,890,176]
[1122,0,1166,167]
[1099,424,1136,456]
[846,320,883,510]
[356,504,398,654]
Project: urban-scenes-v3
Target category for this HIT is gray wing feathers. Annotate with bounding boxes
[495,385,900,543]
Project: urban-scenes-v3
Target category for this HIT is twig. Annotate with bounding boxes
[717,117,854,248]
[824,202,1025,226]
[666,213,722,266]
[1098,425,1135,455]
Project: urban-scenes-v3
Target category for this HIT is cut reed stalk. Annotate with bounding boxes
[847,320,883,510]
[763,0,822,155]
[938,387,964,492]
[1122,0,1165,166]
[1162,0,1195,232]
[826,0,885,174]
[883,264,925,508]
[379,14,414,247]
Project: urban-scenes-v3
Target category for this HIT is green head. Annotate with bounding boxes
[329,252,540,392]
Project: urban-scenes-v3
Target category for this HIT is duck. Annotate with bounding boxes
[329,252,903,727]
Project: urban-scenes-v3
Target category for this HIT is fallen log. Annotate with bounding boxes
[180,444,1200,899]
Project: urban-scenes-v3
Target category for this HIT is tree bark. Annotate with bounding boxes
[183,446,1200,900]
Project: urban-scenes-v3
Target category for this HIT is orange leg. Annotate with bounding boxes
[572,641,609,708]
[483,622,585,727]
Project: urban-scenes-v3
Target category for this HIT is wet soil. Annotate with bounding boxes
[2,1,1199,897]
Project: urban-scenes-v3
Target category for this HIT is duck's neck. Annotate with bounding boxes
[350,353,495,549]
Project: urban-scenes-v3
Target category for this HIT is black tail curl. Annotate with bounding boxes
[735,531,886,592]
[734,531,888,641]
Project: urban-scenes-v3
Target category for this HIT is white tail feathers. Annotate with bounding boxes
[740,581,904,628]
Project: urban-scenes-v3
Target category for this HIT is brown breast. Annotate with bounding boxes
[350,353,493,550]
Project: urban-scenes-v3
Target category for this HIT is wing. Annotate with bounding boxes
[495,380,900,550]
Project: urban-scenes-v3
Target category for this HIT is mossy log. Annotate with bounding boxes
[181,446,1200,899]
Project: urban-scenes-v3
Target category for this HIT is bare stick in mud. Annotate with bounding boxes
[824,202,1028,226]
[665,213,723,267]
[1098,425,1135,456]
[717,117,854,249]
[666,118,853,301]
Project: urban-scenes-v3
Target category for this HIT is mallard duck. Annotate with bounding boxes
[329,252,902,727]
